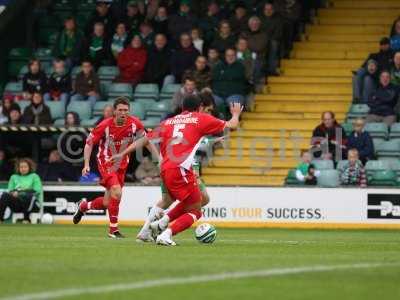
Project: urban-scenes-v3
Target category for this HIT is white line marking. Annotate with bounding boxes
[1,262,398,300]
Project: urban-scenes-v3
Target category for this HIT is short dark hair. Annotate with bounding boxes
[113,97,130,109]
[182,96,201,112]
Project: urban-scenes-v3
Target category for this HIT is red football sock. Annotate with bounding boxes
[170,209,202,236]
[86,197,105,211]
[108,197,120,233]
[167,201,185,222]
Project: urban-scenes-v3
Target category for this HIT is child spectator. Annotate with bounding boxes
[347,118,374,164]
[191,27,204,54]
[0,96,14,124]
[71,60,101,108]
[183,56,212,91]
[111,22,128,61]
[295,151,319,185]
[22,59,48,101]
[152,6,169,36]
[44,59,71,104]
[339,149,367,188]
[22,92,52,125]
[64,111,81,127]
[210,20,237,55]
[207,47,221,70]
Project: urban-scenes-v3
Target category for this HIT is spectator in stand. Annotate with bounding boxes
[353,37,394,102]
[390,51,400,86]
[71,60,101,108]
[81,22,112,70]
[207,47,221,70]
[261,2,283,75]
[6,104,22,125]
[152,6,169,37]
[199,0,224,45]
[295,151,319,185]
[145,0,161,20]
[85,1,115,37]
[144,34,171,88]
[0,96,14,124]
[172,76,199,113]
[116,35,147,86]
[347,118,374,165]
[236,37,255,83]
[229,2,248,35]
[22,59,48,101]
[135,156,160,184]
[212,48,247,118]
[390,18,400,51]
[0,158,43,223]
[168,0,198,44]
[44,59,71,104]
[242,16,268,85]
[311,111,347,161]
[339,149,367,188]
[37,150,77,182]
[353,59,379,103]
[111,22,128,61]
[64,111,81,126]
[95,104,113,125]
[123,1,145,35]
[138,21,155,49]
[0,149,13,181]
[366,70,399,126]
[22,92,52,125]
[167,33,200,84]
[191,27,204,54]
[53,17,83,69]
[211,20,237,55]
[183,56,212,91]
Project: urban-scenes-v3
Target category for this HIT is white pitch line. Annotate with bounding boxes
[1,262,398,300]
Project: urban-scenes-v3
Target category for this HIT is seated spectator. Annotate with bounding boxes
[82,22,112,70]
[242,16,268,85]
[212,48,247,118]
[172,76,199,113]
[22,92,52,125]
[261,2,283,75]
[353,38,394,103]
[366,70,399,126]
[390,18,400,51]
[390,51,400,86]
[22,59,48,101]
[95,104,113,125]
[229,3,249,35]
[143,34,171,88]
[167,33,200,84]
[6,103,22,125]
[123,1,145,35]
[64,111,81,127]
[85,1,115,37]
[0,149,13,181]
[0,158,43,223]
[37,150,77,182]
[353,59,379,103]
[52,17,83,69]
[116,35,147,86]
[199,0,224,45]
[236,37,255,83]
[295,151,320,185]
[0,96,14,124]
[44,59,71,104]
[347,118,374,164]
[135,156,160,184]
[310,111,347,161]
[111,22,128,61]
[207,47,221,70]
[191,27,204,54]
[183,56,212,91]
[138,21,155,49]
[71,60,101,108]
[210,20,237,55]
[339,149,367,188]
[152,6,169,36]
[168,0,198,44]
[144,0,160,20]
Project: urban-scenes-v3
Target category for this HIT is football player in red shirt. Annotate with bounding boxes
[73,97,158,238]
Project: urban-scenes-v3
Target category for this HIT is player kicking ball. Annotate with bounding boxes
[73,97,157,238]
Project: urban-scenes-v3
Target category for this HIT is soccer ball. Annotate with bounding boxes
[41,213,54,224]
[195,223,217,244]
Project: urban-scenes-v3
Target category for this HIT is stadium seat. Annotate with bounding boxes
[71,66,82,80]
[107,83,133,99]
[346,104,369,121]
[379,158,400,176]
[130,102,146,120]
[364,122,388,140]
[53,0,74,11]
[46,101,66,121]
[336,160,348,170]
[93,101,113,116]
[375,140,400,159]
[317,170,340,188]
[134,84,159,100]
[4,81,23,95]
[284,169,303,185]
[16,100,30,112]
[365,160,391,177]
[54,118,65,126]
[7,48,32,78]
[389,123,400,140]
[100,81,112,99]
[341,123,353,135]
[38,28,59,47]
[135,98,157,111]
[77,0,96,12]
[81,118,99,127]
[18,65,28,80]
[34,48,53,65]
[143,116,161,128]
[67,101,92,121]
[146,100,171,117]
[98,66,119,81]
[368,170,397,186]
[160,83,180,100]
[311,159,334,170]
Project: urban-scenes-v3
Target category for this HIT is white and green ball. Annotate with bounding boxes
[195,223,217,244]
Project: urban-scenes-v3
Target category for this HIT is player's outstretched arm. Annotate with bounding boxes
[225,102,243,130]
[109,136,150,163]
[82,143,93,176]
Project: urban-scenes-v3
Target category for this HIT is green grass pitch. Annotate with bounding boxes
[0,225,399,300]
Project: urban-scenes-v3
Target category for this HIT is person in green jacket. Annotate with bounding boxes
[0,158,43,223]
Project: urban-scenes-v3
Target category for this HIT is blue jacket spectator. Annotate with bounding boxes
[347,119,374,164]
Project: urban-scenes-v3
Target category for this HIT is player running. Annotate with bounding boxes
[73,97,157,238]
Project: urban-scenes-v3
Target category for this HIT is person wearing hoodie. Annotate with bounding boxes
[390,51,400,86]
[22,59,48,101]
[116,35,148,86]
[22,92,52,125]
[44,59,72,104]
[111,22,128,61]
[366,71,399,126]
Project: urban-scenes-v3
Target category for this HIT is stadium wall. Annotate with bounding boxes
[41,186,400,229]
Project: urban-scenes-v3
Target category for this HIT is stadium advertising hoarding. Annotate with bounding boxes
[42,186,400,228]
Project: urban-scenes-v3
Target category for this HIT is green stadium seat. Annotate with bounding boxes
[389,123,400,140]
[143,116,161,128]
[160,84,180,100]
[77,0,96,12]
[8,48,32,60]
[37,15,61,30]
[71,66,82,80]
[16,100,30,112]
[38,28,59,47]
[54,11,73,23]
[364,122,388,140]
[4,82,23,95]
[365,160,391,177]
[54,118,65,126]
[284,169,303,186]
[311,159,334,170]
[81,118,99,126]
[135,98,157,111]
[34,48,54,64]
[53,0,75,11]
[46,101,66,121]
[336,160,348,171]
[375,140,400,159]
[368,170,397,186]
[134,84,159,100]
[130,102,146,120]
[107,83,133,99]
[18,65,28,80]
[67,101,92,121]
[341,123,353,135]
[146,100,171,117]
[93,101,113,116]
[317,170,340,187]
[346,104,369,121]
[379,158,400,176]
[98,66,119,81]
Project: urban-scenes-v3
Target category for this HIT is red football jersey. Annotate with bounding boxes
[153,111,226,171]
[86,116,145,172]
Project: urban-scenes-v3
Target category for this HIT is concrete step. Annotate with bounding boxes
[266,83,352,95]
[307,23,389,34]
[226,138,310,149]
[209,158,298,168]
[202,167,290,177]
[281,59,362,69]
[291,49,368,60]
[332,0,400,9]
[317,16,394,25]
[268,76,352,84]
[214,148,306,157]
[242,112,346,120]
[308,33,382,42]
[202,175,285,186]
[241,120,323,130]
[255,94,350,102]
[282,68,353,77]
[229,129,312,138]
[318,8,400,17]
[293,41,377,51]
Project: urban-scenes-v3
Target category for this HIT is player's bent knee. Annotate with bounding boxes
[109,185,122,200]
[201,193,210,206]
